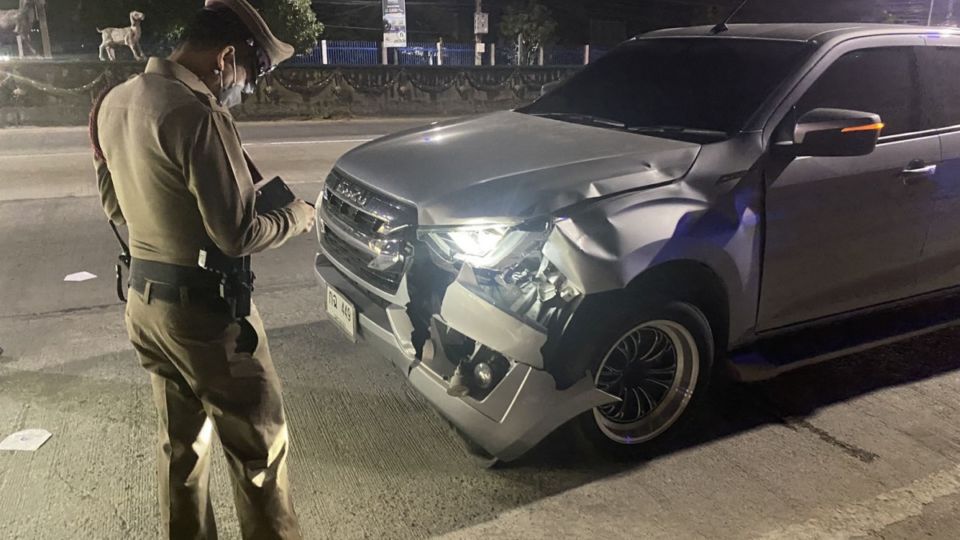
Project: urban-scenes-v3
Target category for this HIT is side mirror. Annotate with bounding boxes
[791,108,884,157]
[541,80,563,97]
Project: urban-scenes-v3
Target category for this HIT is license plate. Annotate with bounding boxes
[326,285,357,341]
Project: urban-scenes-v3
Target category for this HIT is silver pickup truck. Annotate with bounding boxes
[314,23,960,462]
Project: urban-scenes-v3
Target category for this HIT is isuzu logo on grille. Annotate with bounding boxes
[335,181,370,207]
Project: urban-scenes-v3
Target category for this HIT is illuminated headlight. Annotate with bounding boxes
[424,224,549,269]
[446,227,510,258]
[431,226,510,260]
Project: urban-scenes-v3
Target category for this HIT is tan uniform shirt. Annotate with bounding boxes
[95,57,304,267]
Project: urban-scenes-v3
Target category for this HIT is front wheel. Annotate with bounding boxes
[574,300,714,459]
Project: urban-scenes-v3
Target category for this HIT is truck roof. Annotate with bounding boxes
[645,23,958,44]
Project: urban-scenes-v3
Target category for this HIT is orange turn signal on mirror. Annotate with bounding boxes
[841,122,885,133]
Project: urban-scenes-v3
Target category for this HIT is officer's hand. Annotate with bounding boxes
[290,199,316,234]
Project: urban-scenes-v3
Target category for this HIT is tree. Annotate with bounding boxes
[500,0,557,66]
[42,0,323,56]
[256,0,324,53]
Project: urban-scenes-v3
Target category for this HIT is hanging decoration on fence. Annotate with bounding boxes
[0,64,137,106]
[266,66,571,99]
[269,68,340,97]
[0,62,576,125]
[382,0,407,48]
[0,70,107,96]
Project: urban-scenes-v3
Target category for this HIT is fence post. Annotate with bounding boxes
[437,42,443,66]
[321,40,328,65]
[538,46,544,66]
[490,43,496,66]
[584,44,590,65]
[382,43,389,65]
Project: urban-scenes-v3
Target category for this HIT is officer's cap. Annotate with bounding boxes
[203,0,295,67]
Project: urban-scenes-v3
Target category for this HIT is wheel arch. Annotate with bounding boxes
[546,258,732,389]
[624,259,730,355]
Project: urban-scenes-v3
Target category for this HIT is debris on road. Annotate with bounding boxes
[0,429,52,451]
[63,272,97,282]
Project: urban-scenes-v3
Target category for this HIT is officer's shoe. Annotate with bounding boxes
[446,364,470,397]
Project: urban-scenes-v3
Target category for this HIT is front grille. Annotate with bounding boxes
[320,169,416,296]
[321,228,404,293]
[324,169,414,235]
[325,192,385,236]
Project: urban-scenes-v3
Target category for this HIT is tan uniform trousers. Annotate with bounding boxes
[124,286,301,540]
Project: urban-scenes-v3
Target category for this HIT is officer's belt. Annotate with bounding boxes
[129,258,222,305]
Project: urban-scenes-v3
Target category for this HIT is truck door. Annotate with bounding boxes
[759,40,939,330]
[914,41,960,294]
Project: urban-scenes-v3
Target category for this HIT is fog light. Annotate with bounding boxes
[474,362,494,389]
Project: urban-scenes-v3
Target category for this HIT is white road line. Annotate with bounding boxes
[0,137,379,160]
[244,137,378,147]
[754,463,960,539]
[0,151,90,159]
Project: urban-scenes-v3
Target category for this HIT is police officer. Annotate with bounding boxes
[92,1,314,538]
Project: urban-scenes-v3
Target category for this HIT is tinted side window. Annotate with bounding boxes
[797,47,922,136]
[920,46,960,129]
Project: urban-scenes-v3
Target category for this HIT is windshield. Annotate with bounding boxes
[521,38,815,139]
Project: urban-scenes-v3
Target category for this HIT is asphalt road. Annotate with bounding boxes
[1,119,959,539]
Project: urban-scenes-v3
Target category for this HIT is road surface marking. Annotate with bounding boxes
[0,138,379,160]
[244,137,378,147]
[0,151,90,159]
[755,463,960,539]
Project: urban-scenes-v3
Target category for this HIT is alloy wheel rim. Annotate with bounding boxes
[593,320,699,445]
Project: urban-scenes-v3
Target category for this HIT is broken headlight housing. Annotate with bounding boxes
[423,222,549,271]
[427,226,512,265]
[421,220,582,319]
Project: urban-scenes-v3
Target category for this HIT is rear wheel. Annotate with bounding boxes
[574,300,714,458]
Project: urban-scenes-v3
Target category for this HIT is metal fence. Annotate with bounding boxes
[440,43,477,66]
[287,40,382,66]
[396,42,440,65]
[589,46,611,64]
[2,37,609,66]
[291,40,609,67]
[329,41,380,65]
[545,45,586,66]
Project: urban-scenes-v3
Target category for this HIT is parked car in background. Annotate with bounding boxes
[314,23,960,462]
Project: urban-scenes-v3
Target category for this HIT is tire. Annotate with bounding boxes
[571,299,715,460]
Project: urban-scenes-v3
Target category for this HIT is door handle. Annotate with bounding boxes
[900,163,937,185]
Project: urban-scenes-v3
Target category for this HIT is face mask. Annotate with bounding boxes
[218,54,245,109]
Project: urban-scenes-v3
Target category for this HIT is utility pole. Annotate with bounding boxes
[474,0,488,66]
[37,0,51,58]
[930,0,937,26]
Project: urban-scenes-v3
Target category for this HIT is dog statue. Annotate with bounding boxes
[98,11,145,62]
[0,0,38,56]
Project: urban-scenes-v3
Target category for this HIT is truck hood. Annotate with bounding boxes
[335,111,702,226]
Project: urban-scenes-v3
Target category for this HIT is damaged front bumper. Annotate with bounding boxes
[315,251,617,461]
